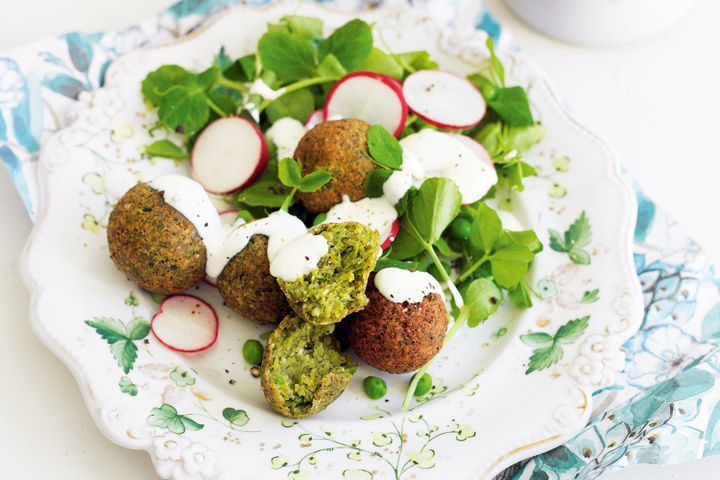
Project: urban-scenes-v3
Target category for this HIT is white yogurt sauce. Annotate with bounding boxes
[206,210,307,280]
[249,78,285,100]
[149,174,224,252]
[266,117,306,160]
[374,268,443,304]
[323,195,397,243]
[400,129,497,204]
[269,232,329,282]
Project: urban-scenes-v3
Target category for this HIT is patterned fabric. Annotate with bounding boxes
[2,1,719,478]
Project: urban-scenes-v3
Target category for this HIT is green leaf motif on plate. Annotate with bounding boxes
[549,211,592,265]
[85,316,150,374]
[147,404,204,434]
[520,316,590,374]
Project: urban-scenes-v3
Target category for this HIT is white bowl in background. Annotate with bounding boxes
[505,0,695,46]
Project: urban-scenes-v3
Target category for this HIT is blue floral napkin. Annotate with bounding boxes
[2,1,719,478]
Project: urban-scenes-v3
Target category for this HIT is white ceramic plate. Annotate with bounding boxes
[22,3,643,479]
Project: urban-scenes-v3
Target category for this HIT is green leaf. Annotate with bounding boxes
[361,48,403,79]
[367,124,403,170]
[505,124,545,155]
[317,53,347,79]
[486,37,505,87]
[408,178,462,245]
[180,416,204,432]
[467,73,497,100]
[126,318,150,341]
[119,376,138,396]
[299,170,332,192]
[157,85,210,136]
[566,211,592,248]
[394,50,438,73]
[141,65,194,106]
[236,179,289,208]
[434,237,462,259]
[144,140,188,160]
[569,249,591,265]
[555,316,590,344]
[374,258,419,272]
[508,282,533,308]
[258,31,317,84]
[281,15,323,40]
[520,332,553,348]
[364,169,393,198]
[488,86,534,127]
[222,407,250,426]
[387,226,425,260]
[526,344,563,374]
[213,46,233,71]
[237,54,257,81]
[463,278,503,327]
[489,244,534,289]
[548,229,567,252]
[147,404,204,434]
[504,230,543,254]
[581,289,600,304]
[85,317,127,344]
[318,19,373,71]
[278,158,302,187]
[266,88,315,124]
[111,339,138,374]
[469,203,502,252]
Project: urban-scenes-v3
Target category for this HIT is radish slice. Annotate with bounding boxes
[382,219,400,250]
[305,109,325,130]
[400,130,498,204]
[191,117,268,195]
[448,133,496,170]
[151,294,219,353]
[324,71,408,137]
[403,70,486,130]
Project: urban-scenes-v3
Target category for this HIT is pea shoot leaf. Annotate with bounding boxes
[157,84,210,136]
[317,53,347,79]
[266,88,315,124]
[486,37,505,87]
[235,179,288,208]
[469,203,502,252]
[489,244,534,289]
[508,282,533,308]
[144,140,187,160]
[141,65,194,106]
[488,86,534,127]
[213,46,233,71]
[362,48,403,79]
[367,124,403,170]
[278,158,303,187]
[463,278,503,327]
[318,19,373,71]
[279,15,324,40]
[408,178,462,245]
[364,169,393,197]
[394,50,438,73]
[374,258,419,272]
[258,30,317,84]
[299,170,332,192]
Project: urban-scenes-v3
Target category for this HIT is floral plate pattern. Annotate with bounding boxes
[21,2,643,479]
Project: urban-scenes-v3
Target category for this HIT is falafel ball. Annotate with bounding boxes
[216,234,292,324]
[277,222,379,325]
[261,315,355,418]
[107,182,206,294]
[347,275,448,374]
[294,119,374,214]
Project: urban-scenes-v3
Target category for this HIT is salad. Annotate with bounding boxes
[106,14,546,418]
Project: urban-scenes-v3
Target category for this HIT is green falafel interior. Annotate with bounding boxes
[262,315,355,418]
[278,222,380,325]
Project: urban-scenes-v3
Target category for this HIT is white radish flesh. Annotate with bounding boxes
[305,109,325,130]
[403,70,486,130]
[191,117,268,195]
[324,71,408,137]
[151,295,219,353]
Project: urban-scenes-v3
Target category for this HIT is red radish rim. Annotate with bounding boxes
[151,294,219,353]
[448,133,496,170]
[305,109,325,130]
[381,218,400,250]
[203,277,218,288]
[323,71,408,138]
[403,70,486,130]
[190,116,269,195]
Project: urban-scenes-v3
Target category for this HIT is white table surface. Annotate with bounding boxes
[1,0,718,478]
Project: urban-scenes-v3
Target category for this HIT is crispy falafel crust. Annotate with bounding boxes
[107,182,206,294]
[294,119,374,213]
[261,315,355,418]
[278,222,379,325]
[347,279,448,373]
[217,234,291,324]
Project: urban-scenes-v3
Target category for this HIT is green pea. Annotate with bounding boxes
[243,339,264,366]
[412,373,432,396]
[363,376,387,400]
[449,217,471,240]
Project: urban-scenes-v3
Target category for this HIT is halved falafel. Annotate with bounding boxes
[347,275,448,373]
[294,119,374,213]
[216,234,291,324]
[261,315,355,418]
[277,222,379,325]
[107,182,206,294]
